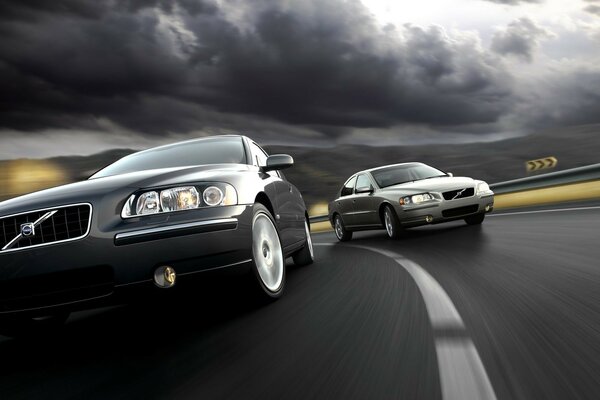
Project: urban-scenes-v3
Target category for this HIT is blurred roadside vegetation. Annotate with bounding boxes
[0,124,598,212]
[0,159,68,199]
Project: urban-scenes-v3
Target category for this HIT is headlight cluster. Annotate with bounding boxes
[476,182,491,195]
[399,193,434,205]
[122,183,237,218]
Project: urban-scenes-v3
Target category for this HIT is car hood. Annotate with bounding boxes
[379,176,479,194]
[0,164,251,216]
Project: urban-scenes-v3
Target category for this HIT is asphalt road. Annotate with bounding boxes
[1,205,600,399]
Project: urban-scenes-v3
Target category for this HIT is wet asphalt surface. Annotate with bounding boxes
[1,204,600,399]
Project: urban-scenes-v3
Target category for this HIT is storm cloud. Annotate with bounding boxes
[0,0,599,149]
[584,0,600,17]
[0,0,513,139]
[491,17,553,61]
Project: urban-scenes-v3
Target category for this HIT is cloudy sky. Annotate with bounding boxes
[0,0,599,158]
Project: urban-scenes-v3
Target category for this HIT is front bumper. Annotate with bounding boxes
[0,205,254,316]
[396,192,494,227]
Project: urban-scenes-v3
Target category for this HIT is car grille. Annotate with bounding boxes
[0,265,114,312]
[442,187,475,201]
[0,204,92,252]
[442,205,479,218]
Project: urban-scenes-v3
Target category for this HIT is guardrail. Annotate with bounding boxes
[310,215,330,223]
[490,163,600,194]
[309,163,600,224]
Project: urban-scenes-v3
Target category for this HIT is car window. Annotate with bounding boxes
[91,137,247,178]
[355,174,371,190]
[250,142,279,178]
[371,163,446,188]
[340,176,357,197]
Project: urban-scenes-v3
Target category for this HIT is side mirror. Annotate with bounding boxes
[355,185,374,194]
[263,154,294,172]
[447,172,453,177]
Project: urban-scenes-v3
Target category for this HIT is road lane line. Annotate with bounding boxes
[397,257,464,329]
[490,205,600,217]
[314,243,497,400]
[436,338,497,400]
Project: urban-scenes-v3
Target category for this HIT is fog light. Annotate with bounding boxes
[154,266,176,288]
[485,205,491,212]
[425,215,433,223]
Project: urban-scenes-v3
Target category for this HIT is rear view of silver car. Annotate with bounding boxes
[328,162,494,241]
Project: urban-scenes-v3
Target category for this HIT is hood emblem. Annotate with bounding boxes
[2,210,58,251]
[452,188,467,200]
[20,223,36,237]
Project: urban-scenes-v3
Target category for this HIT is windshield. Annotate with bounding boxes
[371,163,447,188]
[91,137,247,178]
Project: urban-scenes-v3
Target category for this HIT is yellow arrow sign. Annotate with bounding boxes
[526,157,557,172]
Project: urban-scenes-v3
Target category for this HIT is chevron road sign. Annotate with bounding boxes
[526,157,558,172]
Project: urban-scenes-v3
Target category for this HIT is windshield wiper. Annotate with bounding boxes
[382,180,415,187]
[420,175,449,181]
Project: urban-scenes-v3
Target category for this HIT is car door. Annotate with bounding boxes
[334,176,357,226]
[352,173,380,227]
[249,141,303,248]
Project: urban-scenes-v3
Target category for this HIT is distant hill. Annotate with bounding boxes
[268,124,600,206]
[1,124,598,207]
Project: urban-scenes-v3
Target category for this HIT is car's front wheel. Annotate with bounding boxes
[334,214,352,242]
[465,213,485,225]
[250,203,285,300]
[293,219,314,266]
[383,205,403,239]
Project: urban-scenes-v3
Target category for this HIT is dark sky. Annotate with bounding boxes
[0,0,599,157]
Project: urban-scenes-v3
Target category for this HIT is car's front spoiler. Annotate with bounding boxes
[398,195,494,227]
[0,205,254,316]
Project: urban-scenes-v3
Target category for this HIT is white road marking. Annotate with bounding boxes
[490,205,600,217]
[315,243,497,400]
[350,246,465,329]
[436,338,497,400]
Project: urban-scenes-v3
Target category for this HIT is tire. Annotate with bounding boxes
[383,205,403,239]
[465,213,485,225]
[250,203,285,300]
[0,312,70,338]
[333,214,352,242]
[293,219,314,266]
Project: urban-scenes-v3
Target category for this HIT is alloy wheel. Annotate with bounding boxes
[252,212,284,292]
[385,208,394,237]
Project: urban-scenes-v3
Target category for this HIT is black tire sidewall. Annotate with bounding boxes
[293,218,314,266]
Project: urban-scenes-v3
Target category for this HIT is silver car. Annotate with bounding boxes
[328,162,494,241]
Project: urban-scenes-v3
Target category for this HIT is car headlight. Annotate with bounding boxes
[203,186,224,206]
[476,182,491,195]
[136,191,160,215]
[160,187,200,212]
[121,183,238,218]
[400,193,434,205]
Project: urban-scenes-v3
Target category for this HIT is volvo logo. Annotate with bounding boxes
[452,188,467,200]
[2,210,58,251]
[20,223,36,237]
